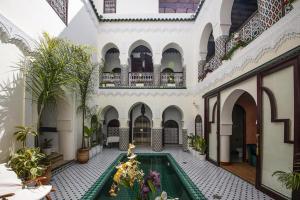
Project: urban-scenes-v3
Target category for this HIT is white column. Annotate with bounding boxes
[220,123,232,163]
[220,135,230,163]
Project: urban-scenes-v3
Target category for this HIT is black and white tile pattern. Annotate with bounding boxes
[50,148,273,200]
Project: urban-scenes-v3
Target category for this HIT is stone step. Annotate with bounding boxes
[47,152,63,165]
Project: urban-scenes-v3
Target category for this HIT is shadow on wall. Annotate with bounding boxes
[0,73,23,163]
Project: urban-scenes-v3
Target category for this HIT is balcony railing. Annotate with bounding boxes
[199,1,294,82]
[99,71,186,88]
[129,72,154,87]
[225,11,263,54]
[100,72,121,87]
[161,72,184,87]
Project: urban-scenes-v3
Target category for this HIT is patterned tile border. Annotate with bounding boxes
[81,153,206,200]
[80,153,124,200]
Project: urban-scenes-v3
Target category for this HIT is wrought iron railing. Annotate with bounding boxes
[160,72,184,87]
[100,72,121,86]
[129,72,154,87]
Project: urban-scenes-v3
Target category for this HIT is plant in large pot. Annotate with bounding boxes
[71,45,97,164]
[194,136,207,161]
[8,147,46,187]
[9,126,51,187]
[21,33,76,146]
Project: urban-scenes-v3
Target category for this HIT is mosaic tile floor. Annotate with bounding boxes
[50,148,273,200]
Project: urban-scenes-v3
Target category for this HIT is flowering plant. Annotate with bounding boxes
[109,144,162,199]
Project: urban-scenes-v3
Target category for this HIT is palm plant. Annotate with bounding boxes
[14,126,38,148]
[272,170,300,191]
[84,126,95,148]
[70,44,97,149]
[21,33,76,145]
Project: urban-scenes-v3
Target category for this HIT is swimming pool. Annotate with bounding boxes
[81,153,206,200]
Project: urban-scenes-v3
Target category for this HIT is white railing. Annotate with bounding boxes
[160,72,184,87]
[100,72,121,87]
[129,72,154,87]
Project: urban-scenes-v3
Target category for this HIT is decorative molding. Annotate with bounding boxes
[96,89,192,97]
[196,7,300,93]
[0,14,35,55]
[262,87,292,144]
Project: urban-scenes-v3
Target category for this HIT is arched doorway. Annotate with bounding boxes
[134,115,151,145]
[162,105,183,145]
[129,102,153,146]
[101,106,119,148]
[221,90,257,185]
[163,120,179,145]
[231,105,246,162]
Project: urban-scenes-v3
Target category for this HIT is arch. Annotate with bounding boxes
[162,105,184,120]
[101,42,119,59]
[128,40,152,56]
[199,23,214,58]
[128,102,153,119]
[100,105,119,121]
[162,42,184,57]
[221,89,256,124]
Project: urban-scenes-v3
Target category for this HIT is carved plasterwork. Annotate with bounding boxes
[0,14,34,55]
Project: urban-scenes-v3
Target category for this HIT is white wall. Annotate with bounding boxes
[0,0,84,40]
[0,42,24,163]
[261,66,294,198]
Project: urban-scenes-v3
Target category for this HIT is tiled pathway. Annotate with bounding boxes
[50,148,273,200]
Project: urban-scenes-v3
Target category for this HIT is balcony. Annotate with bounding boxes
[99,72,185,88]
[100,72,121,87]
[198,1,293,81]
[160,72,184,87]
[129,72,154,87]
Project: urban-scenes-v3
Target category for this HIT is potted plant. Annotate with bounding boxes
[84,126,95,158]
[72,45,97,164]
[167,74,176,87]
[21,33,76,147]
[272,170,300,191]
[187,134,195,153]
[42,138,52,155]
[194,136,207,161]
[13,126,38,148]
[11,126,52,186]
[8,147,46,188]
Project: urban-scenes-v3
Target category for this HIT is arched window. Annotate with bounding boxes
[195,115,203,136]
[206,32,215,61]
[130,46,153,72]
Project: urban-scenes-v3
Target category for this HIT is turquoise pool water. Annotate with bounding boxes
[81,153,206,200]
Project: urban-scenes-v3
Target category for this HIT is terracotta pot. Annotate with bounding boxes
[40,165,52,185]
[77,148,89,164]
